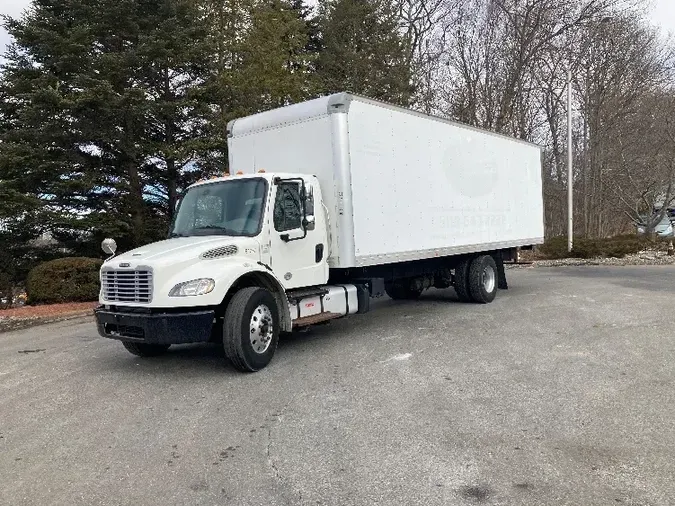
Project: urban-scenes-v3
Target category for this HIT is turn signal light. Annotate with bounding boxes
[258,169,266,173]
[236,171,244,175]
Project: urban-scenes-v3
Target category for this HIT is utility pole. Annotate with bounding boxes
[567,68,573,253]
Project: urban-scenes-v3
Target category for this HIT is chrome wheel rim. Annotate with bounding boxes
[482,266,496,293]
[250,304,274,354]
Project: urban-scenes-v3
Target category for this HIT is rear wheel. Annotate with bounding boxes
[223,287,280,372]
[385,280,424,300]
[122,342,170,357]
[453,259,473,302]
[468,255,498,304]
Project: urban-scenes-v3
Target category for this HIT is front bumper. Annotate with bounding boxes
[95,307,215,345]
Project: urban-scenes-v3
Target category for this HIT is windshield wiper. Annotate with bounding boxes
[169,232,188,238]
[192,225,240,236]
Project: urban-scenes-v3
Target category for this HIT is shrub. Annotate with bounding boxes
[27,257,102,305]
[0,272,12,309]
[537,235,652,260]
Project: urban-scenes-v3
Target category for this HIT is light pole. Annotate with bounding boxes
[566,16,611,252]
[567,68,573,252]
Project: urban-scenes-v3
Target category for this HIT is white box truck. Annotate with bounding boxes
[94,93,544,372]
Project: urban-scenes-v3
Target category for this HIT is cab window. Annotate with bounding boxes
[273,182,302,232]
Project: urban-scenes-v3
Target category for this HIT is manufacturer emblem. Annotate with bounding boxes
[284,272,292,280]
[119,262,131,268]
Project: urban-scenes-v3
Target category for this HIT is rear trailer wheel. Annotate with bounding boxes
[122,342,170,357]
[453,259,473,302]
[223,287,280,372]
[468,255,498,304]
[385,280,424,300]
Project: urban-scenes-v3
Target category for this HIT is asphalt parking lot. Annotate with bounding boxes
[1,266,674,506]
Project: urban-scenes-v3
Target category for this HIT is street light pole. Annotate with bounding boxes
[567,68,573,253]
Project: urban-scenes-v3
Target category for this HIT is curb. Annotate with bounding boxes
[0,311,94,334]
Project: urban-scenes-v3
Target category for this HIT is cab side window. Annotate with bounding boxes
[273,182,302,231]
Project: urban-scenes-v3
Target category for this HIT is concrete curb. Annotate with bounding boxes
[0,311,94,334]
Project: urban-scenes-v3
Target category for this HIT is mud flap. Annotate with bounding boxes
[494,253,508,290]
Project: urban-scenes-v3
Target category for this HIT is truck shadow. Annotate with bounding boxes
[94,288,499,375]
[94,342,243,377]
[278,290,465,346]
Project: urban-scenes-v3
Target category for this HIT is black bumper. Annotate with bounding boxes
[95,307,215,345]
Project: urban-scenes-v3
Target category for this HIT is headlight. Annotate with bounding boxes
[169,278,215,297]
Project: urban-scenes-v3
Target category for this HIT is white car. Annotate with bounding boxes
[636,216,674,237]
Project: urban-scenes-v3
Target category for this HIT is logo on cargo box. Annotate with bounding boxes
[442,136,500,198]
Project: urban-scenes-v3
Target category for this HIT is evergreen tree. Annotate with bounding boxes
[0,0,219,256]
[315,0,413,105]
[234,0,316,111]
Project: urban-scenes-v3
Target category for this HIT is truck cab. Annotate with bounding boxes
[167,172,330,292]
[95,171,363,371]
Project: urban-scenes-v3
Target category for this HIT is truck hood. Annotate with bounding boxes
[104,236,261,268]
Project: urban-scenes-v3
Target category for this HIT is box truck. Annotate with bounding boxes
[94,93,544,371]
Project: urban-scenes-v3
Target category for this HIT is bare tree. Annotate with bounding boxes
[604,92,675,235]
[574,15,672,236]
[391,0,451,113]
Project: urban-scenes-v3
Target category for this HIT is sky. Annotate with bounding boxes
[1,0,674,60]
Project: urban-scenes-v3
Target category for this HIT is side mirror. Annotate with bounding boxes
[102,238,117,259]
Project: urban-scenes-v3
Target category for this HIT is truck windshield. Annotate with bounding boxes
[170,178,268,237]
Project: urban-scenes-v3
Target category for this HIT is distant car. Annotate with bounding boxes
[636,215,674,237]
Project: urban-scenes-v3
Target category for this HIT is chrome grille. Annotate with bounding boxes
[102,269,153,303]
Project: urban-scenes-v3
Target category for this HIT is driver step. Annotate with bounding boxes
[286,286,329,301]
[293,312,342,327]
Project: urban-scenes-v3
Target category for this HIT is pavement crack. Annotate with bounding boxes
[266,394,303,503]
[266,424,282,481]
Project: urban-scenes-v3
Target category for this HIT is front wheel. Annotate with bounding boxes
[223,287,280,372]
[468,255,498,304]
[122,342,170,357]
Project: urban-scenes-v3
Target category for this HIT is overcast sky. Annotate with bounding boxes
[1,0,674,61]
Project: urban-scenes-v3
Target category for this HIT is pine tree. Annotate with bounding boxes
[236,0,316,111]
[315,0,414,105]
[0,0,219,256]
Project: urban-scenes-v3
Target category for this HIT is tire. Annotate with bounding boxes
[385,280,424,300]
[454,259,473,302]
[223,287,280,372]
[468,255,498,304]
[122,341,170,357]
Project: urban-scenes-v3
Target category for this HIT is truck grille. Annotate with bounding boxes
[102,269,153,303]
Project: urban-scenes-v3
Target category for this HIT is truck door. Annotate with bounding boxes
[268,179,328,289]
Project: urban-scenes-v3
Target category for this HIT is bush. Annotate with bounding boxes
[27,257,102,305]
[0,272,12,309]
[537,235,653,260]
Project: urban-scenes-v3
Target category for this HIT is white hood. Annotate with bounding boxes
[100,235,264,308]
[107,236,260,268]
